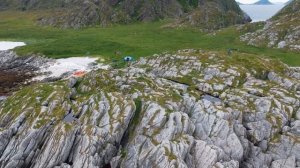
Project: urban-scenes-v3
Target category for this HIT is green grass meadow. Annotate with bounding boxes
[0,11,299,66]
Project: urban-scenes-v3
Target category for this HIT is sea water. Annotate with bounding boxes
[240,4,286,22]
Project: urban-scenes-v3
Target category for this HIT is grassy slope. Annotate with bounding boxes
[0,11,299,66]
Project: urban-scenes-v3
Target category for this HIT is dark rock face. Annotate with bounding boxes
[242,12,252,23]
[0,0,250,29]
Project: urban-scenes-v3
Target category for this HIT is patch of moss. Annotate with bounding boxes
[164,147,177,161]
[120,148,127,158]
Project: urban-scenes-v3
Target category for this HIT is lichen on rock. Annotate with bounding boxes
[0,49,299,167]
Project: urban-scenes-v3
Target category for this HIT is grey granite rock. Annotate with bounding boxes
[0,50,299,168]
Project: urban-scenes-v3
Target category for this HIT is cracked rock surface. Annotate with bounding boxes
[0,49,300,168]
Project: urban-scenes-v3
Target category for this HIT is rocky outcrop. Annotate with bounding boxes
[0,0,250,29]
[0,81,135,168]
[241,0,300,51]
[0,49,299,167]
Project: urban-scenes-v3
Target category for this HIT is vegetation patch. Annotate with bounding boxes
[0,11,299,66]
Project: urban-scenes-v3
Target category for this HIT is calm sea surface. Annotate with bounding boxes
[239,4,286,22]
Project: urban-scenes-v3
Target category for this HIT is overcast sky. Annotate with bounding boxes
[236,0,289,4]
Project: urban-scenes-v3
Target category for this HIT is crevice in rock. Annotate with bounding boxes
[24,123,56,168]
[103,163,112,168]
[112,98,144,166]
[65,160,73,166]
[37,125,54,151]
[164,77,191,87]
[247,90,266,98]
[120,98,143,148]
[74,104,87,119]
[64,126,81,166]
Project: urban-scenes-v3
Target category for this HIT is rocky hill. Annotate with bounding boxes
[0,0,251,29]
[0,49,300,168]
[240,0,300,51]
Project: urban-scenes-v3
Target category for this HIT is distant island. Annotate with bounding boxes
[253,0,273,5]
[236,0,274,5]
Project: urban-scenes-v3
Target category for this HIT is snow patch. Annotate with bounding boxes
[34,57,109,81]
[0,41,26,51]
